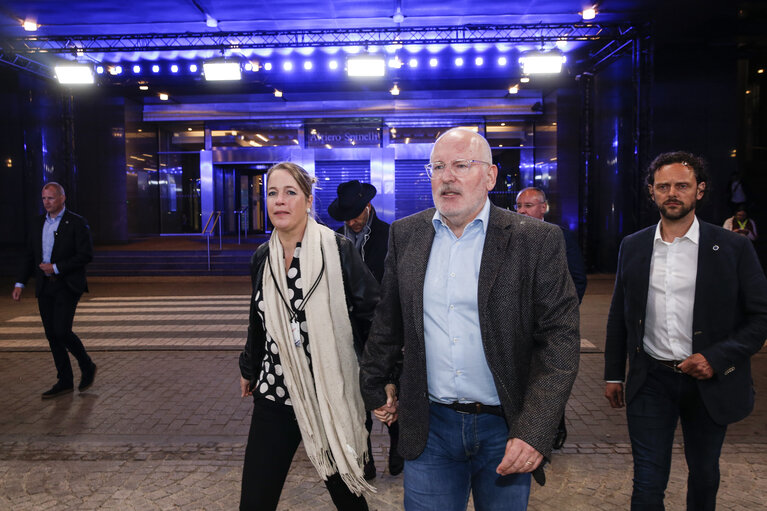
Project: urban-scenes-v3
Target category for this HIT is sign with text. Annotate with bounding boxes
[307,127,381,148]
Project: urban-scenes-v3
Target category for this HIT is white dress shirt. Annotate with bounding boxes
[643,216,700,361]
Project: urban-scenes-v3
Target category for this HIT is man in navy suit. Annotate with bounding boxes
[604,152,767,510]
[13,182,97,399]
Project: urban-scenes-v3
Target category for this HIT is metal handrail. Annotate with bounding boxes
[202,211,222,270]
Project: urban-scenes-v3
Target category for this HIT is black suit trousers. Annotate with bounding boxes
[38,278,92,385]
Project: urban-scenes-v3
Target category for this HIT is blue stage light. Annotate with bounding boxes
[429,58,438,67]
[189,64,198,72]
[96,66,104,74]
[409,58,418,68]
[475,57,484,66]
[498,57,508,66]
[304,61,313,70]
[133,65,141,74]
[170,64,179,73]
[455,58,464,67]
[264,62,273,71]
[283,61,293,71]
[114,65,123,74]
[329,60,338,70]
[152,64,160,73]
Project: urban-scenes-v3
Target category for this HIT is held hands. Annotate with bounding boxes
[39,262,54,275]
[11,287,22,301]
[373,383,398,426]
[677,353,714,379]
[496,438,542,475]
[240,376,253,398]
[604,382,625,408]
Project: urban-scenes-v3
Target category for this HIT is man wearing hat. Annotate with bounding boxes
[328,180,402,479]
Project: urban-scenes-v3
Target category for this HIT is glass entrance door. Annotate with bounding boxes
[237,170,267,234]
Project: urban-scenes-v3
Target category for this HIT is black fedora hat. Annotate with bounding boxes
[328,180,377,221]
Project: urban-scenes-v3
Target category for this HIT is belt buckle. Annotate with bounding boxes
[672,363,684,374]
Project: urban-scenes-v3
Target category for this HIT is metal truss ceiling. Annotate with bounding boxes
[6,23,641,54]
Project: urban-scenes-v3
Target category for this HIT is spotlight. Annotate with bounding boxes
[55,64,94,84]
[244,63,253,71]
[139,85,149,91]
[189,64,198,72]
[133,65,141,74]
[112,65,123,75]
[388,57,403,69]
[283,61,293,71]
[582,7,597,21]
[408,58,418,68]
[274,89,283,98]
[390,83,400,96]
[429,58,438,67]
[206,14,218,27]
[304,61,313,70]
[519,50,566,74]
[159,93,169,101]
[329,60,339,70]
[203,60,242,81]
[264,62,272,71]
[170,64,179,73]
[498,57,508,66]
[520,76,530,83]
[152,64,160,73]
[23,19,39,31]
[347,55,386,77]
[455,57,464,67]
[508,85,519,94]
[96,66,104,74]
[475,57,484,66]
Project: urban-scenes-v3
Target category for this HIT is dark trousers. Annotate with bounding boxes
[240,398,369,511]
[627,360,728,511]
[38,279,92,386]
[364,411,400,459]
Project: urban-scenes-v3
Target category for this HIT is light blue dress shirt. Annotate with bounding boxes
[423,198,500,405]
[42,207,65,275]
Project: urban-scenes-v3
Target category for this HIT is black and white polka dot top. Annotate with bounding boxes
[253,243,313,406]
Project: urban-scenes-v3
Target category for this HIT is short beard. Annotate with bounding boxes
[658,200,695,220]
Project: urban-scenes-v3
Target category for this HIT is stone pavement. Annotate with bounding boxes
[0,275,766,510]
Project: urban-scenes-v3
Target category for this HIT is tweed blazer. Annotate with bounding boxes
[16,209,93,297]
[604,220,767,425]
[360,204,580,460]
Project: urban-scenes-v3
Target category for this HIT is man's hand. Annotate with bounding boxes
[39,262,54,274]
[11,287,22,302]
[240,377,253,398]
[373,383,398,425]
[496,438,543,475]
[678,353,714,379]
[605,382,625,408]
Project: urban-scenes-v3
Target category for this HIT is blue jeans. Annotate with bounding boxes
[627,361,727,511]
[403,402,531,511]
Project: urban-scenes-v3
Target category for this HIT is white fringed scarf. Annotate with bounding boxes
[262,217,374,496]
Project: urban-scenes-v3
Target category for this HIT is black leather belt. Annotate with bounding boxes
[435,401,503,417]
[649,356,685,374]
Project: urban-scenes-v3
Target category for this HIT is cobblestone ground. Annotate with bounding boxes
[0,276,765,510]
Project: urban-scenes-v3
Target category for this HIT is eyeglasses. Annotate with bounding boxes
[514,201,545,210]
[424,159,492,178]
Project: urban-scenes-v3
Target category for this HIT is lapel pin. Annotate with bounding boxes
[712,245,719,251]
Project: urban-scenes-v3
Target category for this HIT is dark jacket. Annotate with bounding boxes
[359,206,580,461]
[239,233,380,384]
[336,211,390,284]
[604,220,767,425]
[17,209,93,297]
[560,226,587,303]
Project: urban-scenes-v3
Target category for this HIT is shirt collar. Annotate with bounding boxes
[47,207,66,222]
[432,197,491,235]
[653,215,699,245]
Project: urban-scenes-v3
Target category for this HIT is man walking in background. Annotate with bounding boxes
[13,182,97,399]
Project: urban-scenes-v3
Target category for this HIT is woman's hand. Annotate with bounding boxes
[373,384,398,425]
[240,377,253,398]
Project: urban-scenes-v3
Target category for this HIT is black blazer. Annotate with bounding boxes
[336,212,390,284]
[17,209,93,297]
[604,220,767,425]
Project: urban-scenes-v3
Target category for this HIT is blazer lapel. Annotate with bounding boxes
[477,206,513,313]
[692,222,718,336]
[407,211,436,351]
[634,227,655,323]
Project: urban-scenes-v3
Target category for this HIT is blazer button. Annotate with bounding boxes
[635,347,640,353]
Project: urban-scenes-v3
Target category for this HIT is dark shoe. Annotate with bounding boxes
[363,458,376,481]
[552,424,567,450]
[79,364,97,391]
[42,382,74,399]
[388,450,404,476]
